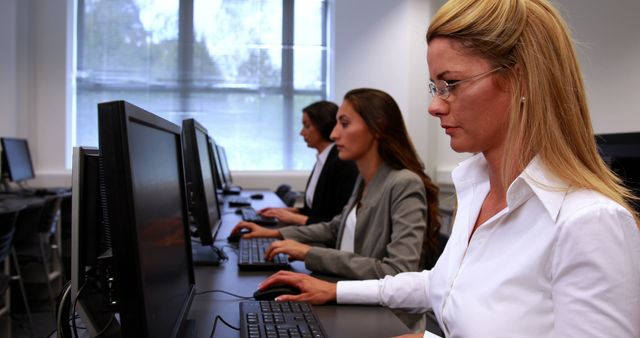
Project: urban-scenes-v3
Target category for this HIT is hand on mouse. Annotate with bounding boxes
[230,221,281,239]
[264,239,310,261]
[259,271,336,305]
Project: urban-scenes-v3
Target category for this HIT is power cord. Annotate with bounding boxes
[195,289,253,299]
[209,315,239,338]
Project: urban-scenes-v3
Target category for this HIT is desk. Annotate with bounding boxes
[188,190,411,338]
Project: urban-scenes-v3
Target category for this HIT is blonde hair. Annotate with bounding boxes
[427,0,639,227]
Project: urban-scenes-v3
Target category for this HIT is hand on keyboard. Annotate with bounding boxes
[260,208,308,225]
[264,239,311,261]
[230,221,281,239]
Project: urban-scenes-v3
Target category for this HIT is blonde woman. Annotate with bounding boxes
[255,0,640,337]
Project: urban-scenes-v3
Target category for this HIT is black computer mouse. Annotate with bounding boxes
[234,208,244,215]
[253,284,301,301]
[250,193,264,200]
[227,228,250,242]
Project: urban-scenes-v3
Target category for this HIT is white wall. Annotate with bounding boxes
[0,0,18,138]
[556,0,640,133]
[2,0,639,189]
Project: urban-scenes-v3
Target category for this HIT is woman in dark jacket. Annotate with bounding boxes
[260,101,358,225]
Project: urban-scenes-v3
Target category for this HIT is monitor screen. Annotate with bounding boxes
[596,132,640,211]
[1,137,35,182]
[97,100,195,338]
[181,119,224,265]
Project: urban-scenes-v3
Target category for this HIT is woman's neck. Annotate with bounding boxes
[315,141,332,155]
[356,151,383,186]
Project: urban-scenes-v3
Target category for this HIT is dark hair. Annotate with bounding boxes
[302,101,339,142]
[343,88,441,264]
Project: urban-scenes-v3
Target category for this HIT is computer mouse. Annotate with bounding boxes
[253,284,301,301]
[234,208,244,215]
[250,193,264,200]
[227,228,250,242]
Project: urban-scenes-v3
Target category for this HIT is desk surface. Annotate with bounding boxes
[189,190,411,338]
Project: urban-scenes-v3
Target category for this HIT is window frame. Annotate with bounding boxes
[75,0,328,170]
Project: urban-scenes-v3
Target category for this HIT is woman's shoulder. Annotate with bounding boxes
[384,168,424,189]
[557,188,636,228]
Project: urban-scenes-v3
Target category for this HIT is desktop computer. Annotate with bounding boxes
[1,137,70,195]
[181,118,226,265]
[70,101,196,338]
[596,132,640,212]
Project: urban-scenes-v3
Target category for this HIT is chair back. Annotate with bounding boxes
[275,184,292,200]
[282,190,299,208]
[0,209,20,262]
[37,196,63,234]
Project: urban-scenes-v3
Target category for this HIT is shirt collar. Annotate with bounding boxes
[452,154,568,222]
[316,143,334,165]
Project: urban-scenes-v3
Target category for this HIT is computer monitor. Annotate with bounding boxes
[70,146,114,336]
[596,132,640,211]
[1,137,35,183]
[207,136,225,193]
[214,144,241,194]
[181,119,224,265]
[71,100,196,338]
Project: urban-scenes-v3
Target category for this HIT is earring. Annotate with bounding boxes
[521,96,526,103]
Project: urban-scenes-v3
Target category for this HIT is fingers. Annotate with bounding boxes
[265,241,289,260]
[260,271,303,289]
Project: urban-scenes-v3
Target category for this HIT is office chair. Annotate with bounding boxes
[275,184,292,201]
[282,190,300,208]
[13,195,64,320]
[0,208,36,338]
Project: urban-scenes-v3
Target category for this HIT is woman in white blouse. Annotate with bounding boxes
[255,0,640,337]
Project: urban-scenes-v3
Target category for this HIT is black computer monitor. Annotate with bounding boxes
[596,132,640,211]
[181,119,224,265]
[71,100,196,338]
[207,136,225,193]
[70,146,114,336]
[1,137,35,183]
[214,144,241,194]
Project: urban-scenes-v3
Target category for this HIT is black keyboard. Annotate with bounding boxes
[229,195,251,207]
[238,237,290,270]
[241,207,278,226]
[240,301,327,338]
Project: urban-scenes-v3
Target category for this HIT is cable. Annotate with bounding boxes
[209,315,239,338]
[72,283,88,338]
[95,314,116,337]
[56,281,73,338]
[195,289,253,299]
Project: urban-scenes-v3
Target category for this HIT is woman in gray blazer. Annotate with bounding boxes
[231,88,441,280]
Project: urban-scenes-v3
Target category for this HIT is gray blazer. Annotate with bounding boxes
[279,162,428,280]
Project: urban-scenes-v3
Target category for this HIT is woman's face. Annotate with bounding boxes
[299,112,324,150]
[330,100,377,162]
[427,37,512,156]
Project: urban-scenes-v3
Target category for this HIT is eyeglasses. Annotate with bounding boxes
[428,67,504,100]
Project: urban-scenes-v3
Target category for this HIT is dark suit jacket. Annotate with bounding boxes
[299,145,358,225]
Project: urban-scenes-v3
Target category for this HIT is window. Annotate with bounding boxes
[75,0,328,170]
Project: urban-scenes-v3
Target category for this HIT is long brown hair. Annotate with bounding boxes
[344,88,442,263]
[427,0,639,227]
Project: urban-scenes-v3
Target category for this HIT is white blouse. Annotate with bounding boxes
[337,154,640,338]
[338,205,357,253]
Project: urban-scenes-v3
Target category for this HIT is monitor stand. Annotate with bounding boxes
[191,244,225,266]
[221,186,241,195]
